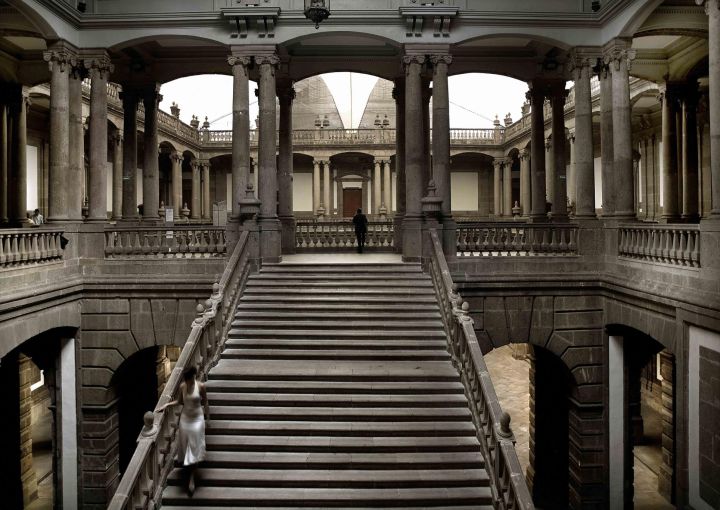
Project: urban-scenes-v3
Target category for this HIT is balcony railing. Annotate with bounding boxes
[104,226,226,258]
[456,222,578,257]
[618,224,700,268]
[295,220,394,251]
[0,228,65,268]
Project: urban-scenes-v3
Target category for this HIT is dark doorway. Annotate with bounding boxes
[343,188,362,218]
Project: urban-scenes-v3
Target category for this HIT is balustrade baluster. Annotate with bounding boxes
[650,230,660,261]
[9,234,19,263]
[670,230,679,264]
[661,230,670,263]
[690,231,700,267]
[30,233,40,261]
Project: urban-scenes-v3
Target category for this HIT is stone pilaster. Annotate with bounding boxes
[141,85,161,221]
[44,45,75,223]
[605,39,636,219]
[402,53,426,260]
[120,89,139,220]
[68,64,85,222]
[228,55,251,221]
[493,157,503,218]
[277,83,295,253]
[256,53,281,261]
[170,151,182,217]
[202,160,211,220]
[191,160,200,220]
[86,54,113,223]
[659,85,680,221]
[549,84,569,221]
[597,61,615,217]
[111,132,123,220]
[519,149,531,216]
[503,157,513,217]
[571,51,598,218]
[527,84,547,221]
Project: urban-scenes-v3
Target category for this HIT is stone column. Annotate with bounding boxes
[252,159,259,197]
[701,0,720,217]
[68,66,85,222]
[142,85,161,221]
[313,159,321,216]
[202,161,211,220]
[572,54,597,218]
[660,86,680,221]
[191,160,200,220]
[567,133,576,209]
[393,81,406,248]
[256,54,281,260]
[120,90,139,220]
[493,158,503,217]
[550,85,569,221]
[681,89,700,220]
[9,87,29,225]
[170,151,182,217]
[598,62,615,216]
[430,54,455,255]
[545,137,554,207]
[528,84,547,220]
[278,84,295,252]
[44,47,74,222]
[422,79,432,190]
[605,40,636,219]
[520,149,531,216]
[86,55,113,223]
[402,54,426,260]
[383,159,392,214]
[111,133,123,220]
[0,99,6,224]
[503,158,513,216]
[228,55,251,220]
[323,160,332,216]
[373,158,382,214]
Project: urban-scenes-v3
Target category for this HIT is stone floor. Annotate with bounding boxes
[484,345,675,509]
[281,253,403,264]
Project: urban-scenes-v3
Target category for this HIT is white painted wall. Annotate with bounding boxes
[293,172,313,212]
[27,146,39,211]
[451,171,479,211]
[688,326,720,510]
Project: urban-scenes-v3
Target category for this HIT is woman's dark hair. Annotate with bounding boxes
[183,366,197,381]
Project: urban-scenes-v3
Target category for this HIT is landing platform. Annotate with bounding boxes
[279,254,403,264]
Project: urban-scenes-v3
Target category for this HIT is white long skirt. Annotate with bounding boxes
[177,414,206,466]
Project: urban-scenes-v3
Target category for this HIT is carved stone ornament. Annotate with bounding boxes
[603,46,637,72]
[429,54,453,66]
[43,50,77,73]
[227,55,252,68]
[254,54,280,67]
[402,54,426,67]
[84,55,115,77]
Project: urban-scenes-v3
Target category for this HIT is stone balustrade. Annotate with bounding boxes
[456,222,578,257]
[0,228,65,267]
[618,224,700,268]
[295,220,394,251]
[105,226,226,258]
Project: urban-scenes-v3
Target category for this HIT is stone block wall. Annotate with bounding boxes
[19,353,38,507]
[698,345,720,508]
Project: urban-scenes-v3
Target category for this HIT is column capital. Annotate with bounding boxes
[403,54,427,67]
[492,157,504,169]
[170,150,181,163]
[227,55,252,67]
[568,47,601,79]
[602,39,636,72]
[83,52,114,77]
[255,54,280,67]
[43,47,78,73]
[503,157,514,167]
[277,84,296,103]
[696,0,719,14]
[429,54,453,67]
[525,84,546,106]
[111,131,123,144]
[519,148,530,160]
[198,158,210,167]
[140,84,163,105]
[190,159,199,169]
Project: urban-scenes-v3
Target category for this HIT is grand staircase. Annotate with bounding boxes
[161,262,493,509]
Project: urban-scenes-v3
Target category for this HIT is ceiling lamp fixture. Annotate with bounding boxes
[304,0,330,29]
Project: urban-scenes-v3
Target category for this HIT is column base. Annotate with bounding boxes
[402,215,423,262]
[259,216,282,262]
[393,214,404,252]
[441,216,457,260]
[279,215,296,255]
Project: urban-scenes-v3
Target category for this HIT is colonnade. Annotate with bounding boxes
[0,83,30,226]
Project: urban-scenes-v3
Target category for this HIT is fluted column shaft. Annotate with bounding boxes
[573,56,596,218]
[121,90,138,220]
[373,159,382,214]
[278,84,295,252]
[681,90,699,220]
[550,86,569,221]
[228,56,251,219]
[191,161,200,220]
[202,162,211,220]
[142,85,161,221]
[660,86,679,220]
[323,160,331,216]
[528,85,547,220]
[383,159,392,212]
[68,67,84,222]
[112,133,123,220]
[402,54,425,260]
[87,56,113,222]
[520,150,531,216]
[313,159,321,215]
[607,42,636,218]
[599,64,615,216]
[171,151,182,217]
[493,159,503,217]
[44,48,73,222]
[503,159,513,216]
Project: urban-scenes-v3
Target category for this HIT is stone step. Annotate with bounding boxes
[167,467,488,488]
[233,311,442,320]
[161,506,491,510]
[260,264,422,273]
[250,273,428,281]
[208,405,471,422]
[235,303,439,311]
[204,380,465,395]
[230,320,443,330]
[210,360,461,382]
[226,330,447,340]
[223,339,448,351]
[206,420,476,437]
[238,296,438,304]
[202,436,481,453]
[162,486,492,507]
[246,279,432,288]
[242,287,436,296]
[206,393,466,408]
[220,349,449,361]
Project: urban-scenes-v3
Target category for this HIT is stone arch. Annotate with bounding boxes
[4,0,60,40]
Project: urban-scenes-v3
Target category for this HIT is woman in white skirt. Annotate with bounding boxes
[158,366,208,495]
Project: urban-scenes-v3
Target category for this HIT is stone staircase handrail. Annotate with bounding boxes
[0,227,65,267]
[426,229,535,510]
[107,230,253,510]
